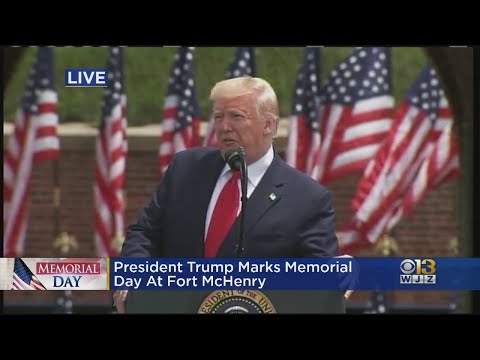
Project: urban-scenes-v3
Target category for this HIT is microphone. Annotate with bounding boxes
[224,147,247,258]
[224,147,245,171]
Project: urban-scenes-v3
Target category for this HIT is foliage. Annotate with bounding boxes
[4,47,428,126]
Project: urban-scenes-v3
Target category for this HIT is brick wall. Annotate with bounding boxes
[3,131,461,311]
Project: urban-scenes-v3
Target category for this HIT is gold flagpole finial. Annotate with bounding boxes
[53,232,78,256]
[374,234,399,256]
[449,237,459,256]
[111,233,125,254]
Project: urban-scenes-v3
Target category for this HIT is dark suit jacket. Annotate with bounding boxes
[121,146,339,258]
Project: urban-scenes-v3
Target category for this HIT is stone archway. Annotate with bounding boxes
[424,48,473,257]
[424,47,474,313]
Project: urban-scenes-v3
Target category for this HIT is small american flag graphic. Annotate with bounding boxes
[12,258,46,290]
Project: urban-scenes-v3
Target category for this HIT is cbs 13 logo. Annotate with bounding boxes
[400,259,436,284]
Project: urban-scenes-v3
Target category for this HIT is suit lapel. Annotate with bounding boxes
[189,151,225,257]
[217,154,286,257]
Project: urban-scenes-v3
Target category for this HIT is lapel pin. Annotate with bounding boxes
[269,193,277,201]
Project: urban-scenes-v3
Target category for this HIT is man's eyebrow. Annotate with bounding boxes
[213,108,247,113]
[227,108,248,113]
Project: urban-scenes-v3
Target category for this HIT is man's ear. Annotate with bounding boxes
[263,115,273,135]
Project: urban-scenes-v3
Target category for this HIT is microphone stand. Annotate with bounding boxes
[236,152,248,258]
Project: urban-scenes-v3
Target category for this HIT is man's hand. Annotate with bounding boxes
[113,290,128,313]
[334,254,357,300]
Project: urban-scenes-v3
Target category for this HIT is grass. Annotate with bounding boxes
[4,47,428,126]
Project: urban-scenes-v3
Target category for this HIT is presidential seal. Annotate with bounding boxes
[198,290,276,314]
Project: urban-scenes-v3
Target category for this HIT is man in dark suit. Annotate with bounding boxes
[114,76,350,313]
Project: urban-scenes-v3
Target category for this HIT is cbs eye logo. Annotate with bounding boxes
[400,259,436,284]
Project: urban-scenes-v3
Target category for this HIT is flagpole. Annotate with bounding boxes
[53,159,60,242]
[366,233,399,314]
[52,158,78,313]
[448,236,459,313]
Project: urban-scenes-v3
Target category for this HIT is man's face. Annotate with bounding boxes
[213,93,271,164]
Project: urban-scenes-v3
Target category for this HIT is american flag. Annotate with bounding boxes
[12,258,46,290]
[286,47,322,172]
[311,47,394,184]
[94,47,127,257]
[386,109,459,229]
[225,47,256,79]
[339,65,459,252]
[203,47,256,147]
[158,47,201,177]
[4,47,59,257]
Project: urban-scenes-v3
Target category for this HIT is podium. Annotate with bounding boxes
[126,290,346,314]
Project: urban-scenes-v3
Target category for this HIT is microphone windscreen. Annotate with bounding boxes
[224,147,245,171]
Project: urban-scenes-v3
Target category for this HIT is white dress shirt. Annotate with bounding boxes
[204,146,274,241]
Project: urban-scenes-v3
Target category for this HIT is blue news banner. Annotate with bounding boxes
[109,257,480,291]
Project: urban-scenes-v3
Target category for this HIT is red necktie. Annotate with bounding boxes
[204,170,241,257]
